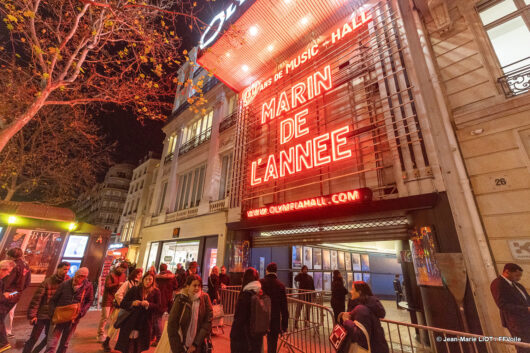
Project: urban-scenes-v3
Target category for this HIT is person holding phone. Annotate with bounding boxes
[0,260,16,353]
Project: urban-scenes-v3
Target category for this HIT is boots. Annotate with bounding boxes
[102,337,111,352]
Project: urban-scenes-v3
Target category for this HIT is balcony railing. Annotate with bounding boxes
[498,57,530,98]
[178,127,212,156]
[219,111,237,133]
[129,237,142,245]
[105,183,129,191]
[164,153,174,164]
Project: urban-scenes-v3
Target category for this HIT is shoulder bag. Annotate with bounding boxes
[52,287,86,324]
[329,320,371,353]
[348,320,371,353]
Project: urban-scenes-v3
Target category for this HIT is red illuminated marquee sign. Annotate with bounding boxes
[246,188,372,218]
[250,64,353,186]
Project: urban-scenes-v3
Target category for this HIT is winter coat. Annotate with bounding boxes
[156,270,178,313]
[167,292,213,353]
[260,274,289,334]
[102,270,126,307]
[207,274,221,304]
[27,274,69,320]
[340,297,389,353]
[3,257,31,305]
[331,279,348,314]
[115,285,161,353]
[0,277,17,315]
[115,280,138,306]
[219,273,230,287]
[294,273,315,301]
[176,268,186,290]
[48,278,94,322]
[230,282,263,353]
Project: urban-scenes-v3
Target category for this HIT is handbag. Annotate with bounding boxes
[113,308,132,329]
[348,320,371,353]
[329,323,348,351]
[52,288,86,324]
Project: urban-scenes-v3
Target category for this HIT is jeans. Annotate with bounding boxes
[105,308,120,341]
[98,306,112,338]
[152,312,162,341]
[0,312,7,347]
[4,304,15,335]
[267,331,280,353]
[44,321,79,353]
[22,319,50,353]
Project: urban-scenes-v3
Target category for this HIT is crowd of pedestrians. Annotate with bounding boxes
[5,245,527,353]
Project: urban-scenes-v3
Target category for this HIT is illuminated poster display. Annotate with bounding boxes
[409,227,443,287]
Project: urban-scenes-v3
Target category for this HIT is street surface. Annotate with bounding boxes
[10,309,232,353]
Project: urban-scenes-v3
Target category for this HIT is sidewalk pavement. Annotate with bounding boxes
[10,309,232,353]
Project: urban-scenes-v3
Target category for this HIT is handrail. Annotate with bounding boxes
[178,127,212,156]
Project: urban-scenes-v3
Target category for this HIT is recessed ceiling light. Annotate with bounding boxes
[267,44,274,52]
[242,65,249,72]
[249,26,258,36]
[301,17,309,25]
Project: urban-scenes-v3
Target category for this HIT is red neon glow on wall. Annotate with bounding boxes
[246,188,373,218]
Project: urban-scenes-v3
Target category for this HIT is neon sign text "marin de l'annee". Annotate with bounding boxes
[250,64,354,186]
[246,188,372,218]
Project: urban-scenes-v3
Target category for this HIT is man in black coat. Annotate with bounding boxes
[45,267,94,353]
[490,263,530,353]
[260,263,288,353]
[294,265,314,328]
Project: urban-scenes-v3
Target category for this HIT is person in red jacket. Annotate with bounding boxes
[97,262,127,342]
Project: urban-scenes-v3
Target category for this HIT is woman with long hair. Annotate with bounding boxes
[207,266,221,304]
[230,267,263,353]
[115,272,161,353]
[103,268,143,352]
[331,270,348,323]
[338,281,389,353]
[165,274,213,353]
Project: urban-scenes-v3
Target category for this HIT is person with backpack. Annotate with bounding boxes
[230,267,270,353]
[3,247,31,340]
[260,263,288,353]
[166,274,213,353]
[331,270,349,323]
[338,281,389,353]
[102,268,143,352]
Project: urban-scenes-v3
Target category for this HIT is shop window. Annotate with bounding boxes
[159,241,200,273]
[478,0,530,95]
[176,165,206,210]
[218,153,233,200]
[3,229,64,283]
[146,242,160,270]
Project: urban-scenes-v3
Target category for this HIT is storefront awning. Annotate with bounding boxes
[197,0,372,92]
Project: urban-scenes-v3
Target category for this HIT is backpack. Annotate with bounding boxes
[250,291,271,336]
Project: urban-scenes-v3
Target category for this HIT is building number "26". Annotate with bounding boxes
[495,178,507,186]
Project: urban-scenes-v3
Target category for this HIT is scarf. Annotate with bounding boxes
[242,280,261,293]
[185,293,201,348]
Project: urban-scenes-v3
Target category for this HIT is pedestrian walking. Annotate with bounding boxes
[44,267,94,353]
[490,263,530,353]
[153,264,177,346]
[331,270,348,323]
[0,260,16,353]
[230,267,268,353]
[207,266,221,304]
[23,261,70,353]
[114,272,161,353]
[294,265,314,328]
[219,266,230,288]
[102,268,143,352]
[97,262,128,342]
[260,263,288,353]
[175,264,186,291]
[165,274,213,353]
[338,281,389,353]
[393,274,404,309]
[3,247,31,340]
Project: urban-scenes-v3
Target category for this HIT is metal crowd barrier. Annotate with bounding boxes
[218,287,530,353]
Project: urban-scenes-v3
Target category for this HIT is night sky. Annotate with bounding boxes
[96,0,228,176]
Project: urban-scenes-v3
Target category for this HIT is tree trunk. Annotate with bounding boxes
[0,90,51,153]
[3,188,15,201]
